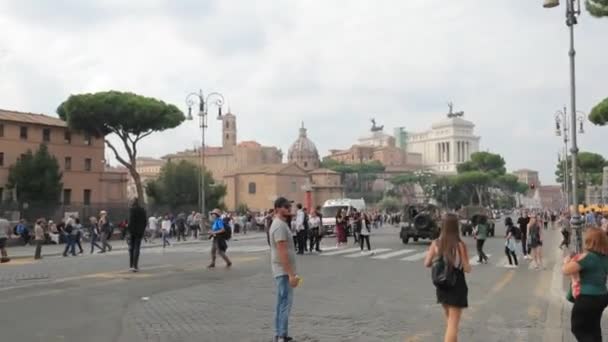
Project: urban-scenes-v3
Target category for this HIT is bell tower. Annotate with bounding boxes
[222,111,237,150]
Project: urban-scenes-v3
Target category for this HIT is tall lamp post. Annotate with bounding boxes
[185,90,225,220]
[544,0,584,252]
[555,108,585,210]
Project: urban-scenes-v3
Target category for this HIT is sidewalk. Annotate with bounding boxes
[3,231,266,260]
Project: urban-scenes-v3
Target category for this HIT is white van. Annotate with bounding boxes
[320,198,366,235]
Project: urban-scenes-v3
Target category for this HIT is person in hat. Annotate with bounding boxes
[269,197,300,342]
[208,209,232,268]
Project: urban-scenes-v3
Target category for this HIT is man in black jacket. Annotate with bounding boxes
[127,198,147,272]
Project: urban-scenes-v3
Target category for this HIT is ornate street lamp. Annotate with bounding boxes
[185,90,225,220]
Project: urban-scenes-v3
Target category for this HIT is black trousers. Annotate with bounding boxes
[521,234,528,255]
[297,230,307,253]
[571,294,608,342]
[34,240,43,259]
[505,246,518,265]
[129,236,143,269]
[177,227,187,241]
[309,228,320,251]
[359,235,371,251]
[476,239,488,263]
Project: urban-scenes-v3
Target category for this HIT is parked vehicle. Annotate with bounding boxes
[459,206,495,237]
[399,204,440,244]
[320,198,366,235]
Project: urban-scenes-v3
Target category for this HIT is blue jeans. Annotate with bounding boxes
[274,275,293,338]
[63,235,75,256]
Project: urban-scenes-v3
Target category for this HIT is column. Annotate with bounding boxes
[446,142,450,163]
[465,141,469,161]
[436,143,440,163]
[457,141,461,162]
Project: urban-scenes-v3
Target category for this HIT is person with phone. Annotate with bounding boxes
[269,197,299,342]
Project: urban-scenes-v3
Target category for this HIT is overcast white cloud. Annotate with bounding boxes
[1,0,607,184]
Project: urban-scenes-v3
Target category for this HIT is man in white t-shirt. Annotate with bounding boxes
[147,215,158,242]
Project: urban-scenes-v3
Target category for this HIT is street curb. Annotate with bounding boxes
[3,233,266,262]
[543,229,569,342]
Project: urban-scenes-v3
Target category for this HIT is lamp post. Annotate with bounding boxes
[544,0,584,252]
[185,90,225,220]
[555,108,585,210]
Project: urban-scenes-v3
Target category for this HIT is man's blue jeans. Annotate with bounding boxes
[274,275,293,338]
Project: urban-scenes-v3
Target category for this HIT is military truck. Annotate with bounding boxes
[459,206,495,237]
[399,204,441,244]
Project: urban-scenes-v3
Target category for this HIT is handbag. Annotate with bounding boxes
[432,255,457,289]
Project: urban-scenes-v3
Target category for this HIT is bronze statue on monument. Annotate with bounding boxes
[447,102,464,118]
[370,118,384,132]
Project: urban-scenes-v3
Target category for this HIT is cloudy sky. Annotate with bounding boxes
[1,0,607,184]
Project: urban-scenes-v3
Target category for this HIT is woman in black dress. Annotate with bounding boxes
[424,213,472,342]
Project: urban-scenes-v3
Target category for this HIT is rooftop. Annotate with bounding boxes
[0,109,67,128]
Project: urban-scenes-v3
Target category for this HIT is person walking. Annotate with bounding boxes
[71,218,84,254]
[269,197,299,342]
[335,208,347,247]
[208,209,232,268]
[175,212,187,242]
[359,213,372,254]
[192,212,202,239]
[89,217,103,253]
[99,210,112,253]
[294,204,306,255]
[16,219,30,246]
[34,219,45,260]
[528,216,544,270]
[161,215,172,248]
[563,228,608,342]
[517,212,530,260]
[474,215,489,264]
[309,210,321,253]
[424,213,471,342]
[0,216,10,263]
[559,213,572,250]
[62,217,76,257]
[146,214,158,243]
[127,198,147,272]
[504,217,519,268]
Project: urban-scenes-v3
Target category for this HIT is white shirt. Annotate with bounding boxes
[309,216,321,229]
[295,209,305,231]
[148,216,158,231]
[161,219,171,232]
[360,220,370,236]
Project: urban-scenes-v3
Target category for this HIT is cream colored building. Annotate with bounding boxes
[0,109,128,205]
[405,112,480,173]
[513,169,540,188]
[163,112,282,183]
[124,157,166,200]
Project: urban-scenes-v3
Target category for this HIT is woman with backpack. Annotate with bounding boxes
[504,217,519,268]
[359,213,373,255]
[424,213,471,342]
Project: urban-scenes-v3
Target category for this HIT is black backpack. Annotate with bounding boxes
[511,226,522,240]
[221,217,232,241]
[432,255,457,289]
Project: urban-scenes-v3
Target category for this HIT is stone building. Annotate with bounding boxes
[513,169,541,189]
[0,109,128,206]
[405,108,480,173]
[287,123,320,171]
[162,111,283,182]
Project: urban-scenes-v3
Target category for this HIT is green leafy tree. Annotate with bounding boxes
[321,160,385,193]
[457,152,506,176]
[378,196,401,212]
[556,151,606,203]
[390,172,419,203]
[455,171,491,206]
[7,144,63,205]
[586,0,608,17]
[146,161,226,210]
[57,91,184,200]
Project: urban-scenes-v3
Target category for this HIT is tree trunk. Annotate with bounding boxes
[475,186,484,206]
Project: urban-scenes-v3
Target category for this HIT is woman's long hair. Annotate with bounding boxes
[437,213,462,267]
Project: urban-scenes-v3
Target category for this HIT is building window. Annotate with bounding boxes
[248,182,256,194]
[64,131,71,144]
[291,181,297,192]
[42,128,51,142]
[226,122,229,129]
[304,161,308,168]
[0,124,3,137]
[63,189,72,205]
[0,152,3,166]
[20,126,28,140]
[84,133,92,145]
[225,134,229,140]
[83,189,91,205]
[84,158,92,171]
[65,157,72,171]
[20,153,26,160]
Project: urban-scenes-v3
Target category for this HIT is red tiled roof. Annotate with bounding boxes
[0,109,67,127]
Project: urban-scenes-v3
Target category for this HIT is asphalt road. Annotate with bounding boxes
[0,220,578,342]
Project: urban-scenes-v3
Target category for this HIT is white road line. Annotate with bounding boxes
[320,247,361,256]
[319,246,339,252]
[371,249,415,260]
[401,252,427,261]
[344,248,392,258]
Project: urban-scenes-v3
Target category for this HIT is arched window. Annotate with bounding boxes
[248,182,256,194]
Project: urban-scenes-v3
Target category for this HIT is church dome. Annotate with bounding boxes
[288,123,320,171]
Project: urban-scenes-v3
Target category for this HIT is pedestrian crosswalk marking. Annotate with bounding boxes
[320,247,361,256]
[319,247,339,253]
[401,252,427,261]
[344,248,392,258]
[371,249,415,260]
